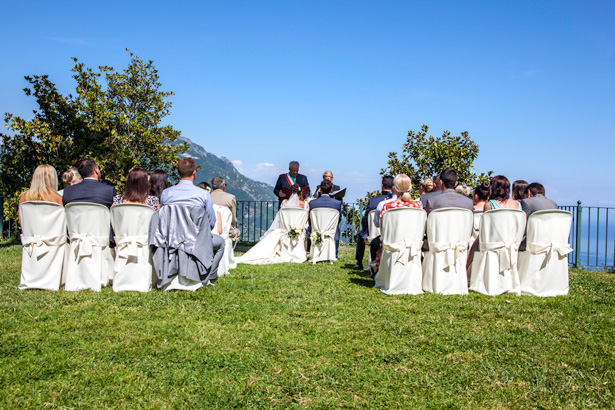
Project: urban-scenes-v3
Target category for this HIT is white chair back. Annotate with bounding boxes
[19,201,68,290]
[374,207,426,295]
[469,209,526,296]
[518,210,573,296]
[308,208,340,264]
[278,207,309,263]
[212,205,236,276]
[110,204,155,292]
[472,211,483,243]
[422,208,473,294]
[64,202,114,292]
[366,210,380,244]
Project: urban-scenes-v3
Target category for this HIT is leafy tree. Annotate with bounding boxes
[381,124,492,197]
[0,50,187,222]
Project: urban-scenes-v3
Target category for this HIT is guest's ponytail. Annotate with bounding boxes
[394,174,413,202]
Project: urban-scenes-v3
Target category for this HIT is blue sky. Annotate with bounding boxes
[1,1,613,206]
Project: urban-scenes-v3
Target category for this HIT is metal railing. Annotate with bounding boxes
[3,194,614,270]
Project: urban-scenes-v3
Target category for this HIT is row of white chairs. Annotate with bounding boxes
[372,207,573,297]
[18,201,237,292]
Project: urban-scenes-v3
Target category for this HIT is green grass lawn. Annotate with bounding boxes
[1,241,614,409]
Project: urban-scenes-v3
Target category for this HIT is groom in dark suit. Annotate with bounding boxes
[309,179,342,256]
[274,161,310,205]
[63,158,116,208]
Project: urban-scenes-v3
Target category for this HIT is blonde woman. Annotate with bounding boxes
[18,164,63,225]
[58,168,82,196]
[373,174,423,274]
[315,170,340,196]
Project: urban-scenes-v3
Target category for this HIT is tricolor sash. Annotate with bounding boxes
[285,173,297,186]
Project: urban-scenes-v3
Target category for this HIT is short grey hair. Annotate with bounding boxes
[211,176,225,190]
[289,161,299,168]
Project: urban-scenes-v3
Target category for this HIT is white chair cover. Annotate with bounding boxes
[472,211,483,243]
[162,275,204,291]
[212,205,237,276]
[469,209,526,296]
[110,204,155,292]
[518,210,573,296]
[64,203,115,292]
[278,207,309,263]
[374,207,426,295]
[19,201,68,290]
[308,208,340,264]
[422,208,473,295]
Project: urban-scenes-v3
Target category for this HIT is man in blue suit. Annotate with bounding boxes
[354,175,393,270]
[274,161,310,205]
[308,179,342,256]
[63,158,116,208]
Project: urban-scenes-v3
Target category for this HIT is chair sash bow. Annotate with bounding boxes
[481,241,519,270]
[384,239,422,265]
[527,242,572,263]
[21,234,67,257]
[115,235,149,259]
[431,241,469,268]
[71,233,109,258]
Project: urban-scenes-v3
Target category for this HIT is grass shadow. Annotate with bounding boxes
[349,276,375,288]
[0,238,19,248]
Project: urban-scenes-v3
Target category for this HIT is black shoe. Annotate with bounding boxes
[354,263,364,270]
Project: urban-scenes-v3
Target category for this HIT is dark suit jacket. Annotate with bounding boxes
[62,178,116,208]
[361,193,390,232]
[274,173,310,203]
[520,194,558,219]
[424,189,473,214]
[309,194,342,240]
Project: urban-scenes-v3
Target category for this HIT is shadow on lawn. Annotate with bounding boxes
[0,239,19,248]
[349,276,375,288]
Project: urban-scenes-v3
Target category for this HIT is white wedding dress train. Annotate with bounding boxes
[236,194,309,265]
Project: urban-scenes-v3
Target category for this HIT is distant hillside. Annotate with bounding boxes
[176,137,276,202]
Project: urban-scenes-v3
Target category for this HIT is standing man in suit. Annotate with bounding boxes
[424,169,474,214]
[521,182,558,219]
[274,161,310,205]
[210,176,241,248]
[354,175,394,270]
[62,158,116,207]
[309,179,342,256]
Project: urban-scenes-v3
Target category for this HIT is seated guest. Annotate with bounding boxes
[197,181,212,192]
[309,179,342,256]
[58,168,82,196]
[484,175,521,211]
[210,176,241,247]
[19,164,63,225]
[315,170,341,197]
[473,181,490,211]
[161,158,225,278]
[63,159,116,208]
[149,169,169,202]
[512,180,529,201]
[521,182,558,219]
[355,175,394,270]
[424,169,473,214]
[418,177,433,196]
[455,184,471,197]
[113,167,160,210]
[420,175,442,205]
[373,174,423,275]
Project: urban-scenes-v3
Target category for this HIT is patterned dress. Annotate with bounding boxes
[374,199,423,272]
[113,194,159,210]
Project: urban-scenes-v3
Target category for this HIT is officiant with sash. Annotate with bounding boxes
[274,161,310,205]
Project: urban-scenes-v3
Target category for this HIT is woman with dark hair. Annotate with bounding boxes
[473,181,490,211]
[512,180,529,201]
[484,175,521,211]
[149,169,169,202]
[113,168,160,210]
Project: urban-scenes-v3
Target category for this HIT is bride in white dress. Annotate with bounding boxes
[236,184,309,265]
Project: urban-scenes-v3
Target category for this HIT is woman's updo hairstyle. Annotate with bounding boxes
[420,177,434,193]
[291,183,302,196]
[394,174,413,202]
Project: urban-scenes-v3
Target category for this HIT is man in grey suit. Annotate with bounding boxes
[520,182,558,219]
[519,182,558,251]
[424,169,473,214]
